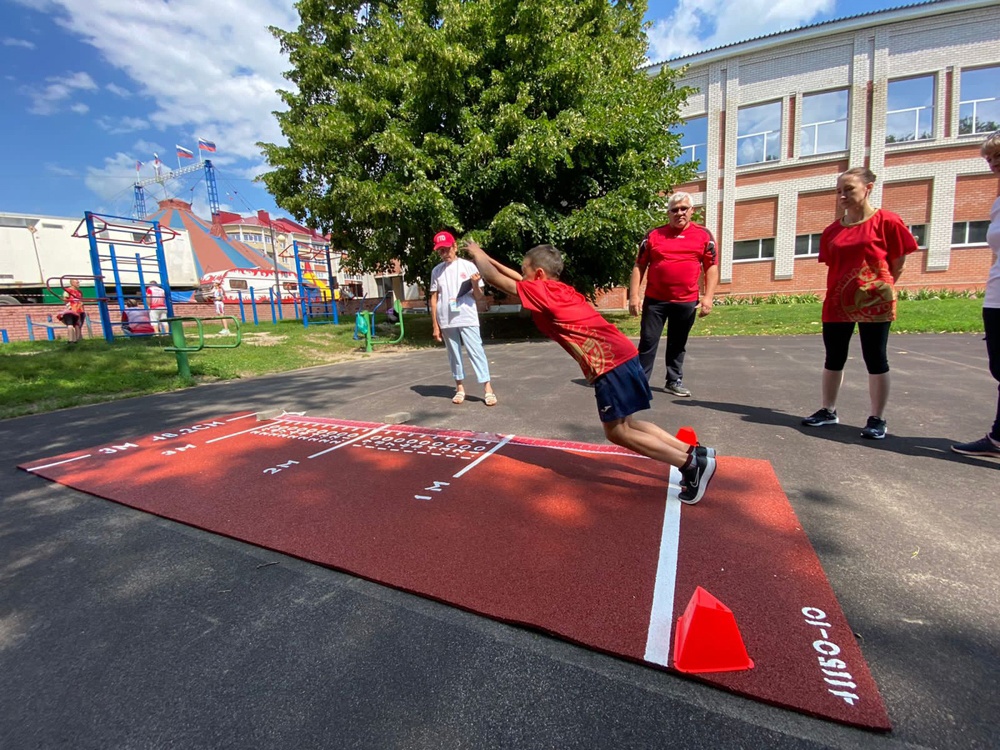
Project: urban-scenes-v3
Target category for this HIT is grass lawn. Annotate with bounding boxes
[0,296,985,420]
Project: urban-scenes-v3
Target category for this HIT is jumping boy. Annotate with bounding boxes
[464,241,717,504]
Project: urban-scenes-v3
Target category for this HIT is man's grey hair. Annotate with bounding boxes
[667,191,694,208]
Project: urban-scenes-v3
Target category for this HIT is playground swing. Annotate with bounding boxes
[353,295,405,353]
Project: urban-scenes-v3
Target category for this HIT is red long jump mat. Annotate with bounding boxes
[19,412,889,730]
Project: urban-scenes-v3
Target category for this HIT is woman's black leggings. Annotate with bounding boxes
[983,307,1000,440]
[822,321,892,375]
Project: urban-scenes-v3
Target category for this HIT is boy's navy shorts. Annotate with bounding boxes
[593,356,652,423]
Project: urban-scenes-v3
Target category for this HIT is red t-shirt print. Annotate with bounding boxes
[636,223,718,303]
[818,210,917,323]
[516,278,638,383]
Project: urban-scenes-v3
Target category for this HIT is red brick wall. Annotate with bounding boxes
[736,159,849,188]
[882,180,932,224]
[796,190,839,233]
[0,301,310,344]
[734,197,778,240]
[884,143,982,168]
[955,174,1000,222]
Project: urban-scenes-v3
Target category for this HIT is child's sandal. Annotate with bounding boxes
[452,391,466,404]
[484,392,498,407]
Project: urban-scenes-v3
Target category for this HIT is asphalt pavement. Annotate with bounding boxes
[1,333,997,749]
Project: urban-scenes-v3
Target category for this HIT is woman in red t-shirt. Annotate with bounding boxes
[59,278,87,344]
[802,167,917,440]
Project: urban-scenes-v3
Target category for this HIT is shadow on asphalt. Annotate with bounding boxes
[673,398,1000,469]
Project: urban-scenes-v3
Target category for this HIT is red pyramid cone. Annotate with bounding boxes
[675,426,698,446]
[672,586,754,674]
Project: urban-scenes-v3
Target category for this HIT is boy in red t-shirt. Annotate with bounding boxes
[465,241,716,504]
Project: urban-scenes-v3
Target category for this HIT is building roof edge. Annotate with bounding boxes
[643,0,996,73]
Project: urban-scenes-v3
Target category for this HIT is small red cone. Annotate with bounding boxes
[675,426,698,446]
[672,586,754,674]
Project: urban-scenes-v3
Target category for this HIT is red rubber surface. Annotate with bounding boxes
[19,413,890,730]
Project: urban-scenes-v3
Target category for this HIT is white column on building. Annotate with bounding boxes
[868,27,891,207]
[719,61,740,285]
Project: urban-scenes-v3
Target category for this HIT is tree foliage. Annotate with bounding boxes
[259,0,695,293]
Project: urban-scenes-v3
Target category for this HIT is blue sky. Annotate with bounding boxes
[0,0,908,223]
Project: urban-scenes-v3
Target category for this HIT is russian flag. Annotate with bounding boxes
[197,138,217,153]
[176,145,194,159]
[135,160,143,172]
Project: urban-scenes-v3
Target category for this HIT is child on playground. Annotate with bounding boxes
[463,240,717,504]
[212,280,231,335]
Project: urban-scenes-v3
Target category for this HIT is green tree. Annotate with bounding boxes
[259,0,695,294]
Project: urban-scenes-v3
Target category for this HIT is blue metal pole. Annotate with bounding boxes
[108,244,126,314]
[250,288,259,326]
[26,315,35,342]
[152,221,174,319]
[84,212,115,343]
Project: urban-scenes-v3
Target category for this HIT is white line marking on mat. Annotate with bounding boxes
[25,454,93,472]
[307,425,390,459]
[644,472,683,667]
[452,435,514,478]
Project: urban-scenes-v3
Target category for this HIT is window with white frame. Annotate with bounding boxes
[733,238,776,261]
[910,224,927,249]
[737,102,782,166]
[886,76,935,143]
[952,221,989,246]
[800,90,848,156]
[794,233,822,256]
[959,66,1000,137]
[675,116,708,171]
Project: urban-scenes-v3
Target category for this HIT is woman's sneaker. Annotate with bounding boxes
[802,408,838,427]
[951,435,1000,457]
[679,453,717,505]
[860,416,887,440]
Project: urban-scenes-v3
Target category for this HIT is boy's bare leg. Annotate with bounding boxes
[627,418,696,453]
[603,417,689,468]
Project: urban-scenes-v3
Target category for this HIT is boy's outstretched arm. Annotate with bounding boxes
[463,242,519,296]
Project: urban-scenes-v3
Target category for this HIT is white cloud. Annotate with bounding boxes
[105,82,131,97]
[84,152,141,207]
[69,102,89,114]
[2,37,36,49]
[32,0,297,161]
[26,70,98,114]
[646,0,835,62]
[96,115,149,134]
[45,163,78,177]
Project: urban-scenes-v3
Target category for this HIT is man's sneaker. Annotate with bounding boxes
[665,381,692,397]
[860,416,887,440]
[802,408,838,427]
[678,453,716,505]
[951,435,1000,457]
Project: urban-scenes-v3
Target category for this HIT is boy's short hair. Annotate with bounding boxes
[525,245,564,279]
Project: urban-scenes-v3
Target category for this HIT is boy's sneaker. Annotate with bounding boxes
[665,381,692,397]
[951,435,1000,457]
[678,453,716,505]
[860,416,887,440]
[694,445,716,459]
[802,408,838,427]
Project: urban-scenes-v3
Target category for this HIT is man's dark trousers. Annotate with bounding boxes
[637,298,699,384]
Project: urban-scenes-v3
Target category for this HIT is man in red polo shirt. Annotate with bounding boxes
[628,192,719,397]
